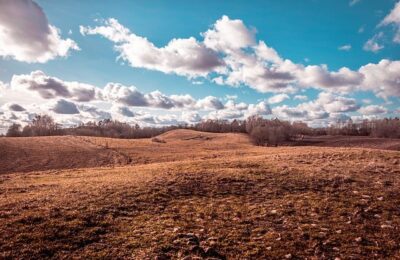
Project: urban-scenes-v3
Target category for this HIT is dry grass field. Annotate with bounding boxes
[1,130,400,259]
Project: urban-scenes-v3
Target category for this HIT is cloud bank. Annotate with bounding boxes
[0,0,79,63]
[81,15,400,98]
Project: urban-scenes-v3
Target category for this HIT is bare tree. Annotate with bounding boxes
[6,123,22,137]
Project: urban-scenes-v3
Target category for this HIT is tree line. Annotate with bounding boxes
[4,114,400,146]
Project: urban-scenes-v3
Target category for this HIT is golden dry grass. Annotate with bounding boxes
[0,130,400,259]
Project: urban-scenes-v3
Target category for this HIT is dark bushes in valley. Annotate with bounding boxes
[320,118,400,138]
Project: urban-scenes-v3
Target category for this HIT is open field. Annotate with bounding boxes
[1,130,400,259]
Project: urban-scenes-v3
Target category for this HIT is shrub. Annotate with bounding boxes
[151,137,166,143]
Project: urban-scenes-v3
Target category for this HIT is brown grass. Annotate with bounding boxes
[0,130,399,259]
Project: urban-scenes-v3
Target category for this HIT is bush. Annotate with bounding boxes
[249,124,287,146]
[151,137,166,143]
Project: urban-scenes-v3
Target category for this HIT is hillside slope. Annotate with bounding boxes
[0,136,130,174]
[0,130,254,174]
[0,130,399,175]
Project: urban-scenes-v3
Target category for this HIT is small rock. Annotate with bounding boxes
[355,237,362,242]
[205,247,224,258]
[266,246,272,251]
[381,224,393,229]
[336,230,342,234]
[285,253,292,259]
[377,197,384,201]
[270,209,277,214]
[155,254,169,260]
[190,245,205,256]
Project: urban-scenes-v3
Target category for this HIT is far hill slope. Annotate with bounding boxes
[0,130,252,174]
[0,130,399,174]
[297,135,400,151]
[0,136,130,174]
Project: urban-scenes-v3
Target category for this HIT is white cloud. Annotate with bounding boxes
[49,99,80,114]
[81,16,400,98]
[2,103,26,112]
[363,33,384,52]
[294,95,308,101]
[80,18,224,78]
[268,93,289,104]
[358,105,388,115]
[203,15,256,52]
[111,105,135,117]
[11,71,98,102]
[247,101,272,116]
[349,0,361,6]
[0,0,79,63]
[318,92,360,113]
[359,59,400,99]
[272,92,359,123]
[102,82,224,110]
[338,44,352,51]
[379,1,400,43]
[182,111,201,123]
[195,96,224,110]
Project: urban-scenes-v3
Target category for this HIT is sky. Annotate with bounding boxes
[0,0,399,132]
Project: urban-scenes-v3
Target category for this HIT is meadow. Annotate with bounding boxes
[1,130,399,259]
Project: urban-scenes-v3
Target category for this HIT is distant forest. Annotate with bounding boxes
[3,114,400,146]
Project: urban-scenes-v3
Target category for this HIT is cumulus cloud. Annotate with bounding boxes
[112,105,135,117]
[318,92,360,113]
[49,99,79,114]
[182,111,202,123]
[247,101,272,116]
[102,83,224,110]
[268,94,289,104]
[359,59,400,99]
[0,0,79,63]
[206,109,244,120]
[195,96,224,110]
[272,92,359,123]
[203,15,256,52]
[2,103,26,112]
[11,71,98,101]
[79,104,111,120]
[80,18,224,78]
[358,105,388,115]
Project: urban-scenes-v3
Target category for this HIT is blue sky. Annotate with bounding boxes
[0,0,399,130]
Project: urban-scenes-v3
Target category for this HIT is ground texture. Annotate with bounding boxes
[0,130,399,259]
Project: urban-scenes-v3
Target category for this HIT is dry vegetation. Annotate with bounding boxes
[0,129,400,259]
